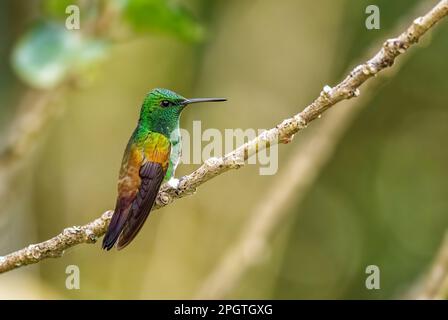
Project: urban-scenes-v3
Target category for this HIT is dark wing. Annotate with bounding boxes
[102,161,167,250]
[102,132,171,251]
[102,194,134,250]
[116,161,166,249]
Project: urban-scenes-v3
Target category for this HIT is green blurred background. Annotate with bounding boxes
[0,0,447,299]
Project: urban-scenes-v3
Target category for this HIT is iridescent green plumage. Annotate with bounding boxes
[102,88,226,250]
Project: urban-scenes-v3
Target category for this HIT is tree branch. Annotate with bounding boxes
[195,79,380,299]
[194,0,438,299]
[0,211,112,273]
[1,0,447,275]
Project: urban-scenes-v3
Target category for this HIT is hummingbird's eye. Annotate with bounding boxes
[160,100,171,108]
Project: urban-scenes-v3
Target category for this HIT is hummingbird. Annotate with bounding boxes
[102,88,226,250]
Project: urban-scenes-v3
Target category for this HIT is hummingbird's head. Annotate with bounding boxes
[144,88,186,113]
[139,88,226,135]
[144,88,226,113]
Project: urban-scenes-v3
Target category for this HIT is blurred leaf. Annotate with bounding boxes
[11,22,108,89]
[123,0,204,42]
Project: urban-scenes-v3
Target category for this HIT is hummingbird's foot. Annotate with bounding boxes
[167,177,180,189]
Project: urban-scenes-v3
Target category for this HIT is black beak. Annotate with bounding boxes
[182,97,227,105]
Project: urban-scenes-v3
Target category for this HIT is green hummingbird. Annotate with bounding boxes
[102,88,226,250]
